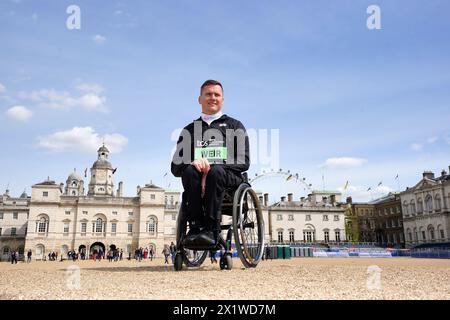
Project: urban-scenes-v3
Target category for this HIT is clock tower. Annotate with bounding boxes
[88,144,114,196]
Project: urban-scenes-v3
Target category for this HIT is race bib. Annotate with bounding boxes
[194,147,227,161]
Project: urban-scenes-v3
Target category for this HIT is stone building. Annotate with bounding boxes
[400,169,450,248]
[268,191,346,244]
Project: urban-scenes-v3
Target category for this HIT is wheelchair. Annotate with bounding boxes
[174,173,265,271]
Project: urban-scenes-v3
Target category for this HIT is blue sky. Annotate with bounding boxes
[1,0,449,203]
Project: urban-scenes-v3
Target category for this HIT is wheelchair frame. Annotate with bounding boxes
[174,173,265,271]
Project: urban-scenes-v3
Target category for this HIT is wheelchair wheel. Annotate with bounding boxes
[174,253,183,271]
[176,207,208,267]
[219,253,233,270]
[232,184,265,268]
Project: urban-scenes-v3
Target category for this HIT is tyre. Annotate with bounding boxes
[232,184,265,268]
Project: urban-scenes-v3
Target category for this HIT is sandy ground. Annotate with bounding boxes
[0,257,449,300]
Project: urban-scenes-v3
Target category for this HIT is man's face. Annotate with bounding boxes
[198,84,224,115]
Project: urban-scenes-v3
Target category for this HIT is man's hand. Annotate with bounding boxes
[191,158,210,173]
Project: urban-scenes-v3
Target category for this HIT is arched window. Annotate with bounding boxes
[425,195,433,212]
[288,229,295,242]
[95,218,103,233]
[413,227,418,242]
[72,181,77,187]
[403,201,409,216]
[2,247,10,255]
[72,190,76,196]
[417,198,423,213]
[37,216,48,233]
[428,225,435,240]
[406,228,412,242]
[410,200,416,214]
[437,225,445,240]
[277,230,283,242]
[148,216,157,235]
[434,195,441,211]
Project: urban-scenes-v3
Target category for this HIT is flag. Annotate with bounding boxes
[286,174,294,181]
[344,181,349,191]
[377,181,382,186]
[112,168,117,174]
[84,168,87,178]
[367,187,372,191]
[395,174,399,179]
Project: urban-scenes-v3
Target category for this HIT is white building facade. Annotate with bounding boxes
[400,169,450,248]
[268,191,346,244]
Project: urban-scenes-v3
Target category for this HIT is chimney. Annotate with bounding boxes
[346,196,352,204]
[287,193,293,202]
[117,181,123,197]
[300,197,305,203]
[263,193,269,207]
[442,170,447,177]
[423,171,435,179]
[281,196,286,202]
[322,196,327,203]
[259,196,263,204]
[330,194,336,205]
[137,185,141,195]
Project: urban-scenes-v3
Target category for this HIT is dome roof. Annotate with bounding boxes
[68,171,83,181]
[98,145,110,153]
[92,159,113,169]
[20,191,28,198]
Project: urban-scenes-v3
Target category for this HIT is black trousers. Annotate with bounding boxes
[181,165,242,230]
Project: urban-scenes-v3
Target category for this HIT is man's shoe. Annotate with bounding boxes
[194,230,217,247]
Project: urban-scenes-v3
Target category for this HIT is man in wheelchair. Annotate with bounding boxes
[171,79,250,248]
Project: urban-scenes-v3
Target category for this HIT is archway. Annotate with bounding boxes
[90,242,105,258]
[35,244,45,260]
[79,245,87,259]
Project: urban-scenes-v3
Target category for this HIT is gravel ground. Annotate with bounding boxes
[0,257,449,300]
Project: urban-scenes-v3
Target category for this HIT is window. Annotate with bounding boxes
[150,194,155,200]
[334,215,339,221]
[128,223,133,233]
[417,199,423,213]
[95,218,103,233]
[335,231,341,242]
[289,230,295,242]
[422,231,426,240]
[430,229,435,240]
[63,223,69,233]
[3,247,9,255]
[112,211,117,215]
[435,196,441,211]
[277,214,282,221]
[0,212,3,219]
[38,218,47,233]
[288,214,294,221]
[305,215,311,221]
[65,211,70,215]
[81,222,87,233]
[277,231,283,242]
[323,215,329,221]
[172,213,176,221]
[148,217,157,234]
[11,228,17,236]
[425,195,433,212]
[324,231,329,243]
[408,232,412,241]
[111,223,117,234]
[43,191,48,197]
[0,228,2,236]
[13,212,18,219]
[440,230,445,239]
[304,231,313,242]
[83,211,88,215]
[128,212,133,216]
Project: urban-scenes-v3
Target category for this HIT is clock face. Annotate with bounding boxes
[97,171,106,180]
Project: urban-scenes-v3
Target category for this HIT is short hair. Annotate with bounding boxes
[200,79,223,95]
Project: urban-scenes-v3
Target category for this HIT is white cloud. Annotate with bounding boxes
[320,157,368,169]
[6,105,33,122]
[427,136,438,144]
[338,184,395,202]
[18,88,107,112]
[36,127,128,154]
[0,82,6,94]
[92,34,106,45]
[410,143,423,151]
[75,83,104,94]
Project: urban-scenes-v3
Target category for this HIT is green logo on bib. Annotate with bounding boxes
[195,147,227,161]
